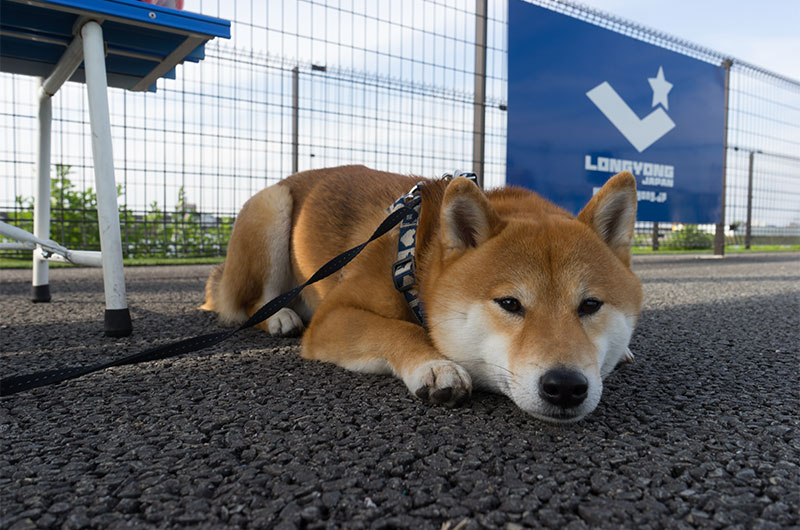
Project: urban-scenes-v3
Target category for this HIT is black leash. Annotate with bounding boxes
[0,197,421,397]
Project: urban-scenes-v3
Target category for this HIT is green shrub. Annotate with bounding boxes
[2,164,232,259]
[668,225,714,249]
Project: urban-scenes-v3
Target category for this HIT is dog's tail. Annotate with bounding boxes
[198,262,225,312]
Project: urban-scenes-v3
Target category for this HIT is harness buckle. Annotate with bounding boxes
[392,254,415,292]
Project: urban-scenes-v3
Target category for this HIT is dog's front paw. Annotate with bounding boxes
[266,308,304,337]
[408,360,472,407]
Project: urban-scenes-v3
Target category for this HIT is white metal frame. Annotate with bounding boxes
[0,222,102,267]
[1,19,131,335]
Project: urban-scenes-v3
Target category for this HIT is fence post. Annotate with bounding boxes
[714,59,733,256]
[292,66,299,175]
[472,0,488,188]
[745,150,754,249]
[651,222,659,251]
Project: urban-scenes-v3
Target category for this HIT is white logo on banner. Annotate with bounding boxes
[586,66,675,152]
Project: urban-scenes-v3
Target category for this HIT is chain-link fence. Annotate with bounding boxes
[1,0,798,260]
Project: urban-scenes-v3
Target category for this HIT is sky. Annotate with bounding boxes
[576,0,800,82]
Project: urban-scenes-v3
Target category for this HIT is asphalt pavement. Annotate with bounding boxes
[1,253,798,529]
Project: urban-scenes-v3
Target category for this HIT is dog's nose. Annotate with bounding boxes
[539,369,588,408]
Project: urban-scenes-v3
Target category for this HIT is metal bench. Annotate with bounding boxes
[0,0,230,336]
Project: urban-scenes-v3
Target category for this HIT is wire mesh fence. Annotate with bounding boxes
[1,0,797,261]
[724,69,800,248]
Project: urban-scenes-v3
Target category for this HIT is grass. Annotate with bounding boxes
[631,244,800,255]
[1,245,798,269]
[0,256,225,269]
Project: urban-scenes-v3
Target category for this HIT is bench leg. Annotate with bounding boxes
[32,80,52,303]
[81,20,132,337]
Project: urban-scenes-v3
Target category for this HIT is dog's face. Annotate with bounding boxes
[425,173,642,422]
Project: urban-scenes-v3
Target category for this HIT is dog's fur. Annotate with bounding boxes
[201,165,642,422]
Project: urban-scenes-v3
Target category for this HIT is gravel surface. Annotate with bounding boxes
[1,253,798,529]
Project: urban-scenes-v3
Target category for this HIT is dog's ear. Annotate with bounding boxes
[440,177,501,255]
[577,171,637,265]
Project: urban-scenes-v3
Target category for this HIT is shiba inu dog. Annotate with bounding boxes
[201,166,642,422]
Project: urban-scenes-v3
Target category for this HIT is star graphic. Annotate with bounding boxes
[648,66,673,110]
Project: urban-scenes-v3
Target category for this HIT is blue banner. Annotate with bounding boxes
[506,0,726,223]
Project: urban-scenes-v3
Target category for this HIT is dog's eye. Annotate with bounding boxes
[578,298,603,317]
[495,297,523,314]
